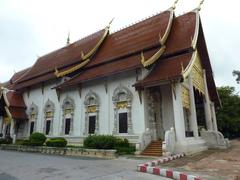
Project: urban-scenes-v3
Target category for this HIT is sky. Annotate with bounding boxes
[0,0,240,92]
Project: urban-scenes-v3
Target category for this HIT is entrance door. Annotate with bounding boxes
[88,116,96,134]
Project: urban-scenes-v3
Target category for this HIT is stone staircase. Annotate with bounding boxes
[141,140,163,157]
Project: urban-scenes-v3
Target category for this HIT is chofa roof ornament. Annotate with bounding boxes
[141,0,178,68]
[197,0,204,11]
[54,19,114,78]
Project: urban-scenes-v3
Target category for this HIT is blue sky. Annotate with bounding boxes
[0,0,240,92]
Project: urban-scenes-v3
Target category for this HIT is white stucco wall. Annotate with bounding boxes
[22,70,146,142]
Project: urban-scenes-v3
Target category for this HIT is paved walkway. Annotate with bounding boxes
[0,150,169,180]
[157,139,240,180]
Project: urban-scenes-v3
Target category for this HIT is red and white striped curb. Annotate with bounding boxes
[139,153,185,167]
[137,153,202,180]
[137,165,202,180]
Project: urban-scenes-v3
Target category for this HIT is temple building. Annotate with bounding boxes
[0,5,228,155]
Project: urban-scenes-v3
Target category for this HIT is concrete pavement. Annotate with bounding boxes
[0,150,169,180]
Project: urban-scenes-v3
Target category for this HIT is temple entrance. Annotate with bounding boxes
[194,88,207,132]
[148,88,164,140]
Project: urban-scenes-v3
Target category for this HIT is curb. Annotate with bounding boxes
[137,153,202,180]
[139,153,185,167]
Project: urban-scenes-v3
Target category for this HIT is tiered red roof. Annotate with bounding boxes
[8,9,219,106]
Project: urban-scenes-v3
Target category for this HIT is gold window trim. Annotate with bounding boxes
[87,105,97,113]
[116,101,128,109]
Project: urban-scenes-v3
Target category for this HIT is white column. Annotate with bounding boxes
[10,120,15,138]
[211,102,218,131]
[172,83,186,142]
[203,70,213,130]
[188,74,199,137]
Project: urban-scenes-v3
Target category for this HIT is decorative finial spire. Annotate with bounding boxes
[197,0,204,11]
[172,0,179,10]
[66,31,70,45]
[107,18,115,28]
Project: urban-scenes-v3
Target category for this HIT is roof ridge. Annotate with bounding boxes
[110,10,167,35]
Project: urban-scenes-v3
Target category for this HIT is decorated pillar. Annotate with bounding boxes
[172,83,186,142]
[203,70,213,130]
[188,74,199,137]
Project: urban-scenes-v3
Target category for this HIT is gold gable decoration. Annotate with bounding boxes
[87,105,97,113]
[192,54,205,94]
[181,52,205,94]
[181,86,190,109]
[116,101,128,109]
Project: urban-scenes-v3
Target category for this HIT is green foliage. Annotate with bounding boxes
[216,86,240,138]
[115,146,136,155]
[83,135,132,152]
[46,138,67,147]
[84,135,116,149]
[15,139,26,145]
[22,139,31,146]
[0,136,12,144]
[0,138,12,144]
[233,70,240,84]
[29,132,46,146]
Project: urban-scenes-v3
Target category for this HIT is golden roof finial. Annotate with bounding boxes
[66,31,70,45]
[197,0,204,11]
[172,0,179,10]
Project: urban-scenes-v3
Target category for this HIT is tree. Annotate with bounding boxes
[216,86,240,138]
[233,70,240,84]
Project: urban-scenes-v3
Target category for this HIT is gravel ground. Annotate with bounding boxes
[158,139,240,180]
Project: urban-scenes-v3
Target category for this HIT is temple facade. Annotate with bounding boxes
[0,7,227,154]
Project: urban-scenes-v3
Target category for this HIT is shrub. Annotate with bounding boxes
[115,138,130,148]
[46,138,67,147]
[15,139,25,145]
[29,132,46,146]
[22,139,31,146]
[84,135,117,149]
[116,146,136,155]
[0,137,12,144]
[83,135,131,151]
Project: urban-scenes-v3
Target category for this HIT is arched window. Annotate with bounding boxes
[112,85,133,134]
[61,96,74,135]
[43,99,55,135]
[28,103,38,135]
[84,90,100,135]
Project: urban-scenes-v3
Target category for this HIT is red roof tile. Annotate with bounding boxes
[134,52,193,88]
[9,106,27,120]
[6,91,26,108]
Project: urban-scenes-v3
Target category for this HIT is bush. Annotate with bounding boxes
[46,138,67,147]
[0,137,12,144]
[83,135,131,151]
[84,135,117,149]
[15,139,25,145]
[115,138,130,148]
[116,146,136,155]
[22,139,31,146]
[29,132,46,146]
